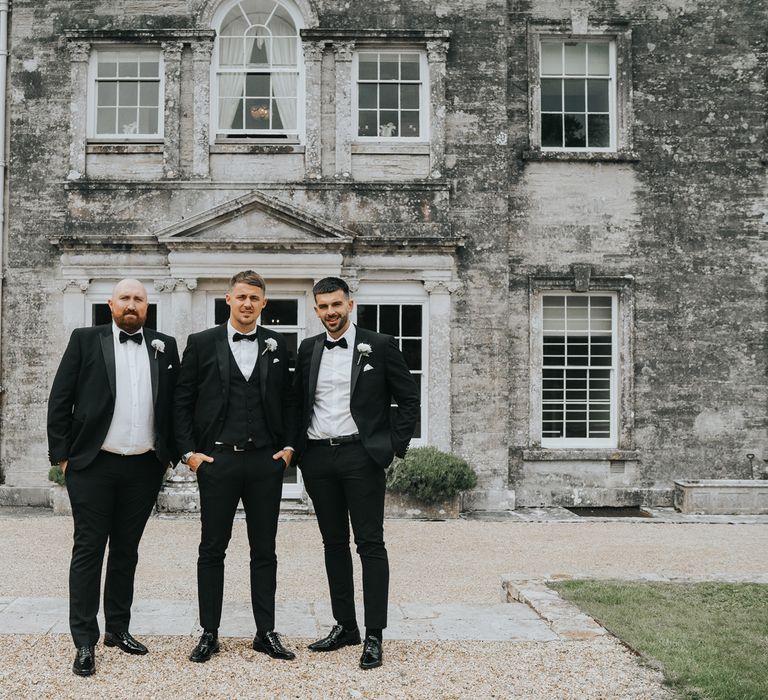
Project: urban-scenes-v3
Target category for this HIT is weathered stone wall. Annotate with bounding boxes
[0,0,765,509]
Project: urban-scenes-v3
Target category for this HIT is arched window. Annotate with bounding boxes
[213,0,302,139]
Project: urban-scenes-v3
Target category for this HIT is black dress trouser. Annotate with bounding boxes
[196,445,285,633]
[66,450,163,648]
[300,441,389,630]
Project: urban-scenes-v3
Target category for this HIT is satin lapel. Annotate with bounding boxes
[307,335,324,405]
[257,326,268,397]
[215,325,230,402]
[144,330,159,405]
[350,327,363,397]
[100,328,116,399]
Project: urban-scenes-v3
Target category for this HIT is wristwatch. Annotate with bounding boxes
[181,451,194,464]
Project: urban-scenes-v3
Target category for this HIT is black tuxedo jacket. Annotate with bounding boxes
[47,324,181,471]
[173,324,297,455]
[292,325,420,468]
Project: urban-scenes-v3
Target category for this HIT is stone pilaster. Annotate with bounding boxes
[191,40,213,179]
[332,41,354,177]
[303,41,325,179]
[426,40,449,179]
[67,42,91,181]
[162,41,183,179]
[61,279,90,339]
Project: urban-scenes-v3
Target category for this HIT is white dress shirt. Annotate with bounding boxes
[101,323,156,455]
[308,324,359,439]
[227,321,259,380]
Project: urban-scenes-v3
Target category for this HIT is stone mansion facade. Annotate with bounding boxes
[0,0,765,510]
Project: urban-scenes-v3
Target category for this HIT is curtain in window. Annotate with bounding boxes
[268,15,296,130]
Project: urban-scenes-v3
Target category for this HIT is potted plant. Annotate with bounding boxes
[48,464,71,515]
[385,446,477,519]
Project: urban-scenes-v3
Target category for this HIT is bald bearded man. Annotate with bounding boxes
[47,279,180,677]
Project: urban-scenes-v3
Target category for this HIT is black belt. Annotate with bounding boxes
[307,433,360,446]
[214,441,264,452]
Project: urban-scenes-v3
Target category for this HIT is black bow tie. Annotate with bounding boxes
[119,331,143,345]
[324,337,348,350]
[233,332,257,342]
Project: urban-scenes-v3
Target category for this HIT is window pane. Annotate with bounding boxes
[118,81,138,107]
[358,110,378,137]
[379,111,399,137]
[540,42,562,75]
[271,37,297,66]
[118,108,138,134]
[220,38,245,66]
[401,305,422,336]
[541,113,562,147]
[220,98,243,129]
[96,107,116,134]
[118,59,139,78]
[379,305,399,335]
[221,10,249,36]
[563,79,584,112]
[380,54,398,80]
[270,73,297,98]
[587,42,610,75]
[587,80,609,112]
[359,83,377,108]
[356,304,377,330]
[97,82,117,108]
[246,73,270,97]
[588,114,610,147]
[402,339,422,370]
[359,53,378,80]
[400,53,420,80]
[139,60,159,78]
[139,82,159,107]
[379,83,398,109]
[97,56,117,78]
[245,98,270,128]
[247,34,270,65]
[401,111,419,138]
[400,84,419,109]
[220,74,245,98]
[262,299,298,326]
[138,108,158,134]
[540,79,561,112]
[564,42,586,75]
[564,113,586,147]
[274,98,296,129]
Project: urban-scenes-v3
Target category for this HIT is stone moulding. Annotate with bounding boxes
[384,492,462,520]
[674,480,768,515]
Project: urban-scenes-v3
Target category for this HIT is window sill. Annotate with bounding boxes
[522,149,640,163]
[86,142,163,154]
[352,142,430,155]
[210,142,305,154]
[523,448,639,461]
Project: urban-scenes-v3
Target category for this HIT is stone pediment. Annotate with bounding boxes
[156,190,354,251]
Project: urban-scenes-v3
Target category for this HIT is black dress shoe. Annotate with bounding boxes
[359,635,383,670]
[189,632,220,663]
[72,646,96,676]
[307,624,362,652]
[104,631,148,655]
[252,630,296,660]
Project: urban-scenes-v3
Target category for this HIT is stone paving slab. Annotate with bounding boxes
[0,597,560,642]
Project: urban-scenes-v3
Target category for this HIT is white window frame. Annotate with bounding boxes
[85,281,163,330]
[352,50,430,143]
[354,286,429,445]
[87,47,165,142]
[538,38,616,152]
[210,0,305,143]
[537,291,619,449]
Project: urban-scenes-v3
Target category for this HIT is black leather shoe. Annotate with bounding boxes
[72,646,96,676]
[359,635,383,670]
[252,630,296,660]
[189,632,220,663]
[104,631,148,655]
[307,624,362,652]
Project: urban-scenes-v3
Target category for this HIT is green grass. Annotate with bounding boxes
[550,581,768,700]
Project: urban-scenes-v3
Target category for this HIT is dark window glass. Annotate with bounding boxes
[92,303,156,330]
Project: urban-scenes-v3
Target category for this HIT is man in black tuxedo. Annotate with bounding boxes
[293,277,420,669]
[47,279,180,677]
[174,270,297,663]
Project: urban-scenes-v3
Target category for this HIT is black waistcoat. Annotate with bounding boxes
[217,349,271,448]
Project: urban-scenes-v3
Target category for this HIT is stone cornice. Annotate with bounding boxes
[301,28,451,45]
[65,29,215,43]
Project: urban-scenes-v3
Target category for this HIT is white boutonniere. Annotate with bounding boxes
[150,339,165,359]
[262,337,278,356]
[356,342,372,365]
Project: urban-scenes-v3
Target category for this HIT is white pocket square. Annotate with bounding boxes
[167,364,173,369]
[363,364,374,372]
[273,358,280,364]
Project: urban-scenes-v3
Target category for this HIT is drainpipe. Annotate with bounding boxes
[0,0,7,401]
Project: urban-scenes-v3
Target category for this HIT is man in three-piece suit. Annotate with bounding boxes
[174,270,297,663]
[47,279,180,677]
[293,277,420,670]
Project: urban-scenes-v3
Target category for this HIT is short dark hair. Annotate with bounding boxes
[312,277,349,300]
[229,270,266,292]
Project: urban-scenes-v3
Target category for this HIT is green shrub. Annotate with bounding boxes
[387,446,477,504]
[48,464,66,486]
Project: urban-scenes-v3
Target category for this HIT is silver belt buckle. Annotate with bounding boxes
[329,437,341,446]
[233,445,245,452]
